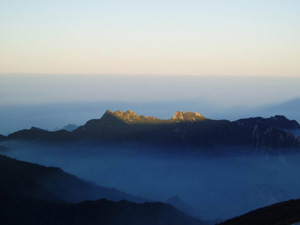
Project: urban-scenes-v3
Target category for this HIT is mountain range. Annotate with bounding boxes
[2,110,300,224]
[0,154,207,225]
[2,110,300,152]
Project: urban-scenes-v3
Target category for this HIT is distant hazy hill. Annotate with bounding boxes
[62,124,78,131]
[219,199,300,225]
[3,110,300,151]
[0,154,145,203]
[166,195,200,218]
[0,154,206,225]
[52,124,79,132]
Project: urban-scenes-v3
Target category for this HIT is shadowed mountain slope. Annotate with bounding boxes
[0,154,145,203]
[219,199,300,225]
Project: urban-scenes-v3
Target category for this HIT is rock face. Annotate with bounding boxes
[104,110,206,124]
[105,110,161,124]
[172,111,206,122]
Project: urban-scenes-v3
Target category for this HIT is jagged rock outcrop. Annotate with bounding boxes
[104,110,161,124]
[104,110,206,124]
[171,111,206,122]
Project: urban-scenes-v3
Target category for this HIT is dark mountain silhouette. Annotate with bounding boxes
[235,115,300,131]
[0,134,5,141]
[0,195,205,225]
[219,199,300,225]
[0,154,145,203]
[3,110,300,151]
[6,126,72,142]
[0,154,206,225]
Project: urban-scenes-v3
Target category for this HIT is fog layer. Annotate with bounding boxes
[2,141,300,220]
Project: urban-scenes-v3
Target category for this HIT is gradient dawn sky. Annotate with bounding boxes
[0,0,299,76]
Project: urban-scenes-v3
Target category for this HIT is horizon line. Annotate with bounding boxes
[0,73,300,77]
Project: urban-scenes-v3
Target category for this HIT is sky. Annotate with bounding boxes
[0,1,299,133]
[0,0,299,76]
[0,74,299,134]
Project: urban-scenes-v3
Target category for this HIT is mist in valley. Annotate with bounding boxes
[1,141,300,220]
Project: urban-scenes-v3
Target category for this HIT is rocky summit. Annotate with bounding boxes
[172,111,206,122]
[104,110,161,124]
[105,110,206,124]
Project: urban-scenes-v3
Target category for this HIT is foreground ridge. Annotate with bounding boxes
[219,199,300,225]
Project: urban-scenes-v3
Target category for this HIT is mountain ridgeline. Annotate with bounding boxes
[0,153,146,204]
[3,110,300,151]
